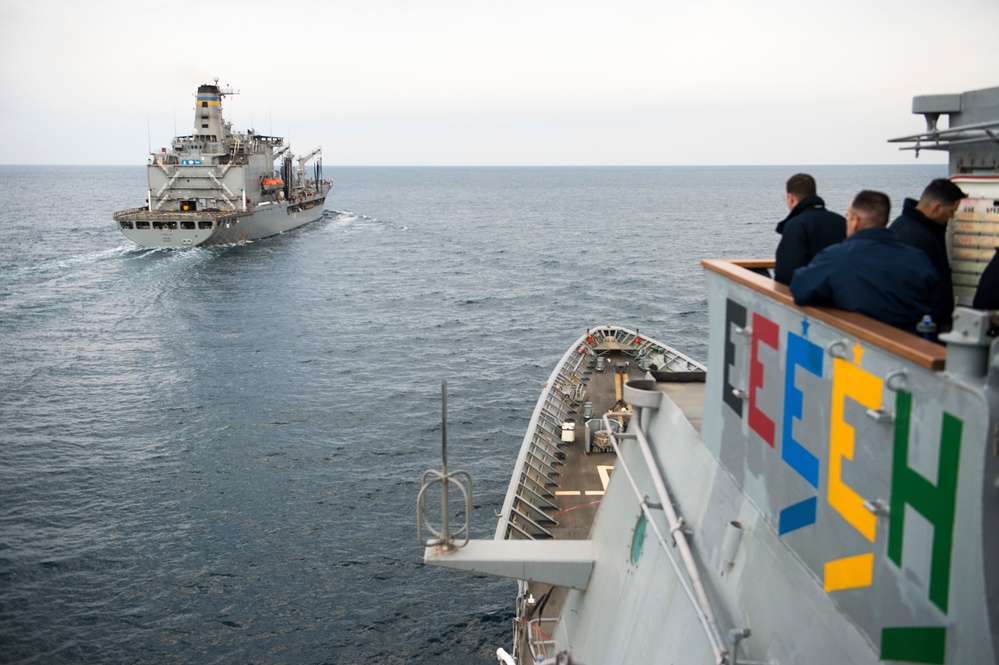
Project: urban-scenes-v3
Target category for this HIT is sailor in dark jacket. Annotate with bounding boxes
[791,190,941,336]
[774,173,846,285]
[889,178,965,329]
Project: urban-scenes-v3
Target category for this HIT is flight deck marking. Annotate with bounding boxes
[597,465,613,489]
[555,465,615,497]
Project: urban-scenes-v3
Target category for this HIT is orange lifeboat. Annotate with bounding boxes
[261,177,284,192]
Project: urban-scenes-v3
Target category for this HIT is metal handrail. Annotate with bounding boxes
[887,117,999,143]
[113,207,252,221]
[602,411,730,665]
[526,617,558,662]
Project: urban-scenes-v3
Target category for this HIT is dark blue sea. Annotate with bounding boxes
[0,163,944,663]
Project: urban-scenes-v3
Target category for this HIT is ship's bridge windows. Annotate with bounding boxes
[198,221,213,230]
[119,221,134,230]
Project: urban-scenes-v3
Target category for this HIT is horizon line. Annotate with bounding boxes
[0,162,948,169]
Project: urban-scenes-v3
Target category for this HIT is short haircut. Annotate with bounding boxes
[786,173,817,199]
[920,178,966,205]
[851,190,891,229]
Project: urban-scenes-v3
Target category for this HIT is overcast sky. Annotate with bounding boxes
[1,0,996,166]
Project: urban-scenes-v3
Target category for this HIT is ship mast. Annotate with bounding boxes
[192,78,238,147]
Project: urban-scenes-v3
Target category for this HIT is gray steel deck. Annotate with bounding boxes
[517,350,706,660]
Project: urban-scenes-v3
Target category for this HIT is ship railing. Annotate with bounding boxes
[603,409,730,665]
[888,117,999,153]
[113,207,152,220]
[641,342,703,373]
[497,325,646,541]
[113,207,254,223]
[524,617,558,662]
[508,374,585,539]
[503,377,580,540]
[702,259,946,371]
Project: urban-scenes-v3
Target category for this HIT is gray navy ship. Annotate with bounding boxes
[114,81,331,248]
[419,85,999,664]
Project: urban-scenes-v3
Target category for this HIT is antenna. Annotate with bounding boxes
[441,379,448,474]
[417,380,472,551]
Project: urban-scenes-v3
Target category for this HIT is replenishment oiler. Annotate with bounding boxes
[419,85,999,664]
[114,80,331,248]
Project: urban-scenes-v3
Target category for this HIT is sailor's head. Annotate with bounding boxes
[785,173,817,210]
[846,190,890,236]
[918,178,966,225]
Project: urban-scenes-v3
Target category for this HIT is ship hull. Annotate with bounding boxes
[115,194,327,248]
[113,82,331,249]
[421,84,999,665]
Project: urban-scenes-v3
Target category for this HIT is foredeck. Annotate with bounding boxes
[544,354,705,542]
[516,342,706,661]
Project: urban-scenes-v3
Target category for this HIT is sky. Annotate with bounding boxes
[1,0,997,166]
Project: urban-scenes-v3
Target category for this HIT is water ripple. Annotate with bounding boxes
[0,164,946,664]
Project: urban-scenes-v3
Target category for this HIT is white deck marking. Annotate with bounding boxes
[597,465,614,490]
[554,465,615,497]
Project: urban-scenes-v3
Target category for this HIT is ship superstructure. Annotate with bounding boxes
[114,81,331,248]
[419,86,999,665]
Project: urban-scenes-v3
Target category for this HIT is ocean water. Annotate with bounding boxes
[0,163,944,664]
